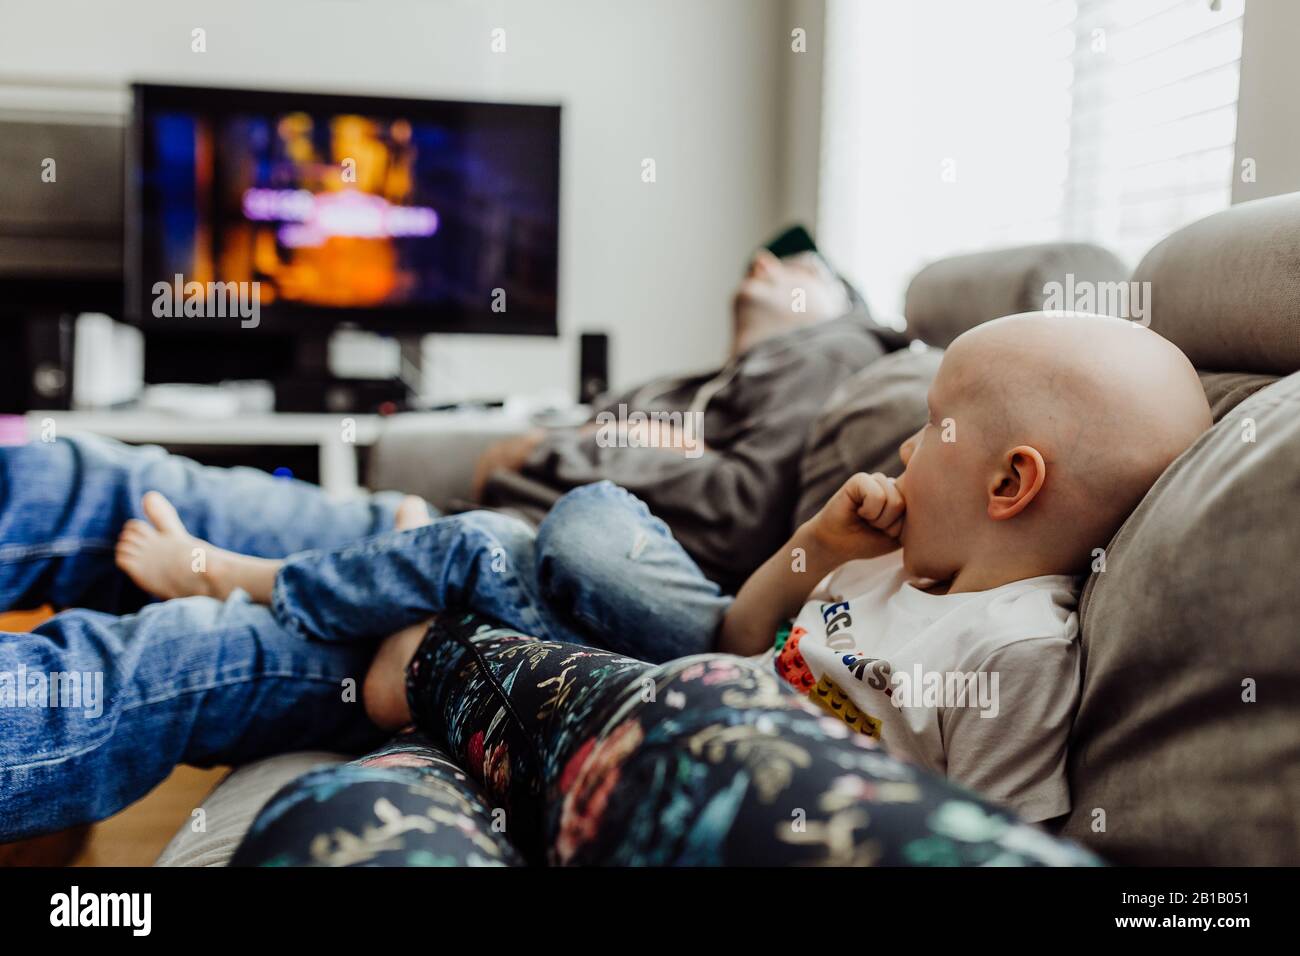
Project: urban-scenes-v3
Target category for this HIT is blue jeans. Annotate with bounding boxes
[0,438,728,840]
[0,594,379,842]
[0,434,399,841]
[272,481,733,663]
[0,433,403,614]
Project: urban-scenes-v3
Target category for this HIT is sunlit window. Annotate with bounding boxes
[818,0,1245,323]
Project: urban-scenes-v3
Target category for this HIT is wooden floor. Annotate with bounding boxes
[72,765,229,867]
[0,606,229,867]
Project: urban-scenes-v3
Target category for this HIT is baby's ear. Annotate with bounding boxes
[987,445,1046,520]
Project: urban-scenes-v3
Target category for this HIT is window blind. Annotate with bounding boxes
[817,0,1244,322]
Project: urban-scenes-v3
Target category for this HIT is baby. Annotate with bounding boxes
[116,312,1212,824]
[713,312,1211,820]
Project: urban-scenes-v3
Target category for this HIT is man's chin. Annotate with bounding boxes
[733,298,783,331]
[732,304,791,356]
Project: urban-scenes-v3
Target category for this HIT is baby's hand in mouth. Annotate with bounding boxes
[858,473,906,539]
[809,472,906,561]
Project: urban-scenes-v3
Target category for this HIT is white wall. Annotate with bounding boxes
[0,0,787,401]
[777,0,826,228]
[1232,0,1300,204]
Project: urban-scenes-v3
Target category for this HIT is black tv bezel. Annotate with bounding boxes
[126,82,561,337]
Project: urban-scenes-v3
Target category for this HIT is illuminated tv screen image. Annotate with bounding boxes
[130,84,560,334]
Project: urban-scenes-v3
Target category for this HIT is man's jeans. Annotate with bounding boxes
[0,436,730,841]
[0,434,399,841]
[0,594,378,842]
[272,480,733,663]
[0,433,403,615]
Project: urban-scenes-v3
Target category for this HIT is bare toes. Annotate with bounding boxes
[394,495,432,531]
[120,519,154,539]
[141,491,186,535]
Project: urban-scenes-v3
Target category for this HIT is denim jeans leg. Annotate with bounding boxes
[271,510,588,646]
[0,592,379,842]
[0,433,407,613]
[534,481,733,662]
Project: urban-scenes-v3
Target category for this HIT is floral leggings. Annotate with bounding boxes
[232,613,1099,867]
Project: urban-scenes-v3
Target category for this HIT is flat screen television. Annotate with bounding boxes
[127,83,560,336]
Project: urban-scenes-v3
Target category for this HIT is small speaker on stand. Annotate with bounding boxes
[578,332,609,404]
[0,313,76,412]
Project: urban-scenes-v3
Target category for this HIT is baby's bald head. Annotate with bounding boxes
[896,312,1212,587]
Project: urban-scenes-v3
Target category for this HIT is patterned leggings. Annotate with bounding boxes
[233,613,1098,866]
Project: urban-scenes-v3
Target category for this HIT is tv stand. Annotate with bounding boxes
[24,402,529,498]
[143,327,426,414]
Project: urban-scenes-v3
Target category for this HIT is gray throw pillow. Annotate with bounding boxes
[1197,369,1279,422]
[795,348,941,525]
[904,242,1130,348]
[1062,370,1300,864]
[1132,192,1300,376]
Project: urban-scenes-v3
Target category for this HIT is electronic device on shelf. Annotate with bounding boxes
[127,83,562,411]
[0,83,563,413]
[127,83,561,338]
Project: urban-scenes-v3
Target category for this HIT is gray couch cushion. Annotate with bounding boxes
[904,242,1130,348]
[154,752,349,867]
[366,413,535,511]
[795,347,941,525]
[1198,370,1279,422]
[1134,192,1300,376]
[1062,371,1300,864]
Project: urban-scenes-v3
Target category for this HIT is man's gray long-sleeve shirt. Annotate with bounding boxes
[499,313,886,593]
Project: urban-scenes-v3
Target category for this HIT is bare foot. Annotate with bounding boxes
[115,492,240,600]
[363,620,428,730]
[394,495,433,531]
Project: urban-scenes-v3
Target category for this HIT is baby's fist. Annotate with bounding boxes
[847,472,906,536]
[807,472,906,561]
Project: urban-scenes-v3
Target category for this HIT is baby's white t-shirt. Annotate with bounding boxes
[757,550,1081,823]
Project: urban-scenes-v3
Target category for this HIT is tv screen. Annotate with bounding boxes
[128,84,560,335]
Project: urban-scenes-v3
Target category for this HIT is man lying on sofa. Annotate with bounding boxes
[473,239,898,594]
[0,233,891,841]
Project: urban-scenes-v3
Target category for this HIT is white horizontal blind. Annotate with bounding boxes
[818,0,1244,323]
[1064,0,1244,263]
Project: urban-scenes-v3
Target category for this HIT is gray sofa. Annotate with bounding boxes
[159,193,1300,867]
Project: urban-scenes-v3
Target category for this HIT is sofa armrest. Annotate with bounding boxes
[365,411,534,511]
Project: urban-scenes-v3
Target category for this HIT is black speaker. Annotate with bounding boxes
[0,314,76,412]
[0,114,123,414]
[578,332,609,404]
